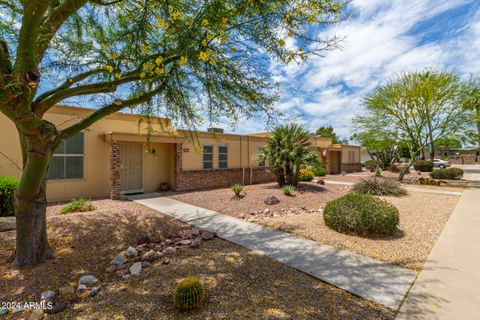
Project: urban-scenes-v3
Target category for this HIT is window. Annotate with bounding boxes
[219,145,228,169]
[258,147,265,167]
[48,133,84,180]
[203,145,213,170]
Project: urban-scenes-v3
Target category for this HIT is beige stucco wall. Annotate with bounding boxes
[340,145,361,163]
[181,134,268,170]
[0,106,173,202]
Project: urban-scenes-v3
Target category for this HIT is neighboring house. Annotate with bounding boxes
[434,147,479,164]
[0,105,361,201]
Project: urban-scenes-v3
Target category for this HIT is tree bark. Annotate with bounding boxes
[12,180,54,268]
[274,167,285,187]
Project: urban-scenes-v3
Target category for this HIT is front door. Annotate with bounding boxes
[120,142,143,194]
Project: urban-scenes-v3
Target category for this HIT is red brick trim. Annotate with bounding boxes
[109,140,121,199]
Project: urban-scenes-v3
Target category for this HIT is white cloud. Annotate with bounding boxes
[255,0,480,139]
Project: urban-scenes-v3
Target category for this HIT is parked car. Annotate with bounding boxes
[432,159,451,169]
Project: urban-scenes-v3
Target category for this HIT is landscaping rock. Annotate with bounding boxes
[190,238,202,248]
[77,284,87,291]
[110,254,127,266]
[317,179,325,185]
[177,239,191,246]
[124,246,138,258]
[78,275,98,285]
[164,247,176,255]
[141,250,159,262]
[41,290,55,302]
[12,305,27,314]
[201,231,216,240]
[105,265,117,273]
[89,286,101,297]
[44,302,67,315]
[183,228,200,238]
[264,208,270,214]
[0,217,16,232]
[115,269,127,277]
[117,263,128,270]
[130,262,142,276]
[29,308,43,320]
[264,196,280,205]
[122,274,131,280]
[0,308,8,316]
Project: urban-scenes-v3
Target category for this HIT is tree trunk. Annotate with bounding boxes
[12,180,54,268]
[420,147,425,160]
[399,149,417,181]
[12,132,55,268]
[476,104,480,147]
[274,167,285,187]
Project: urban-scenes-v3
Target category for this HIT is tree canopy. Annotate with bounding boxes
[352,69,475,179]
[315,126,345,144]
[0,0,347,267]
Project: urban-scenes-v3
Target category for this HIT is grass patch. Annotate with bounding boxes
[59,198,96,215]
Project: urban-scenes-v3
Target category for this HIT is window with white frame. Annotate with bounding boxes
[218,145,228,169]
[203,145,213,169]
[258,147,265,167]
[48,133,84,180]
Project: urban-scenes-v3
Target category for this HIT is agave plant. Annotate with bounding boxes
[255,124,319,187]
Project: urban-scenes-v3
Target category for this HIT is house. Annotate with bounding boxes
[0,105,361,201]
[434,147,479,164]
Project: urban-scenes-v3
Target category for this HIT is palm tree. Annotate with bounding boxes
[256,124,319,187]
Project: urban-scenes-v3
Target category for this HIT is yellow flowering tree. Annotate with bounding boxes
[0,0,346,268]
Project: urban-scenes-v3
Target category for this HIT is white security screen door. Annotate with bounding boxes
[120,142,143,193]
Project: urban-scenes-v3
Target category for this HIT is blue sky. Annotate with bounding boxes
[232,0,480,139]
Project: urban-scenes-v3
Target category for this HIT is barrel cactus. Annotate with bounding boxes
[174,278,205,310]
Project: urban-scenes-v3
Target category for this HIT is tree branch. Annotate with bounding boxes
[0,0,22,14]
[58,81,168,140]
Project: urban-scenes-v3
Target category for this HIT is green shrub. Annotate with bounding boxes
[323,193,399,237]
[352,177,407,197]
[59,198,96,215]
[314,166,327,176]
[375,168,382,177]
[419,177,440,186]
[282,185,295,196]
[430,167,464,180]
[174,278,205,310]
[413,160,433,172]
[298,168,315,181]
[231,184,244,199]
[365,159,381,172]
[0,177,18,217]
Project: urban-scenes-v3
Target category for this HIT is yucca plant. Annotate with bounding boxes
[282,184,296,196]
[174,278,205,310]
[352,177,407,197]
[231,184,244,199]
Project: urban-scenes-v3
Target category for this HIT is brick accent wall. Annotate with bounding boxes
[109,140,121,199]
[341,163,362,173]
[449,155,477,164]
[173,144,275,191]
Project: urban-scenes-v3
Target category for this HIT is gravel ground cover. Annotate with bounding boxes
[168,183,459,270]
[322,171,431,184]
[0,199,394,319]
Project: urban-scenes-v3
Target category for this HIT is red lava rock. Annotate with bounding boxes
[146,243,156,249]
[201,231,216,240]
[177,239,191,246]
[165,239,174,245]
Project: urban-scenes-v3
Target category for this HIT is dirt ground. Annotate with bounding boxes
[168,182,460,270]
[0,200,394,320]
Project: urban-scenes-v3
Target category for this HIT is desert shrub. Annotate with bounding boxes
[314,166,327,176]
[352,177,407,197]
[413,160,433,172]
[174,278,205,310]
[375,168,382,177]
[231,184,244,199]
[298,168,315,181]
[324,193,399,237]
[59,198,96,215]
[0,177,18,217]
[365,159,381,172]
[282,184,295,196]
[430,167,464,180]
[419,177,440,186]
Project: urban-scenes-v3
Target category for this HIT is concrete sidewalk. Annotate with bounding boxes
[128,193,416,309]
[320,180,462,196]
[397,188,480,320]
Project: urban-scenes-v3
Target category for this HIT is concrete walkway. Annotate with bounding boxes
[397,188,480,320]
[320,180,462,196]
[128,193,416,309]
